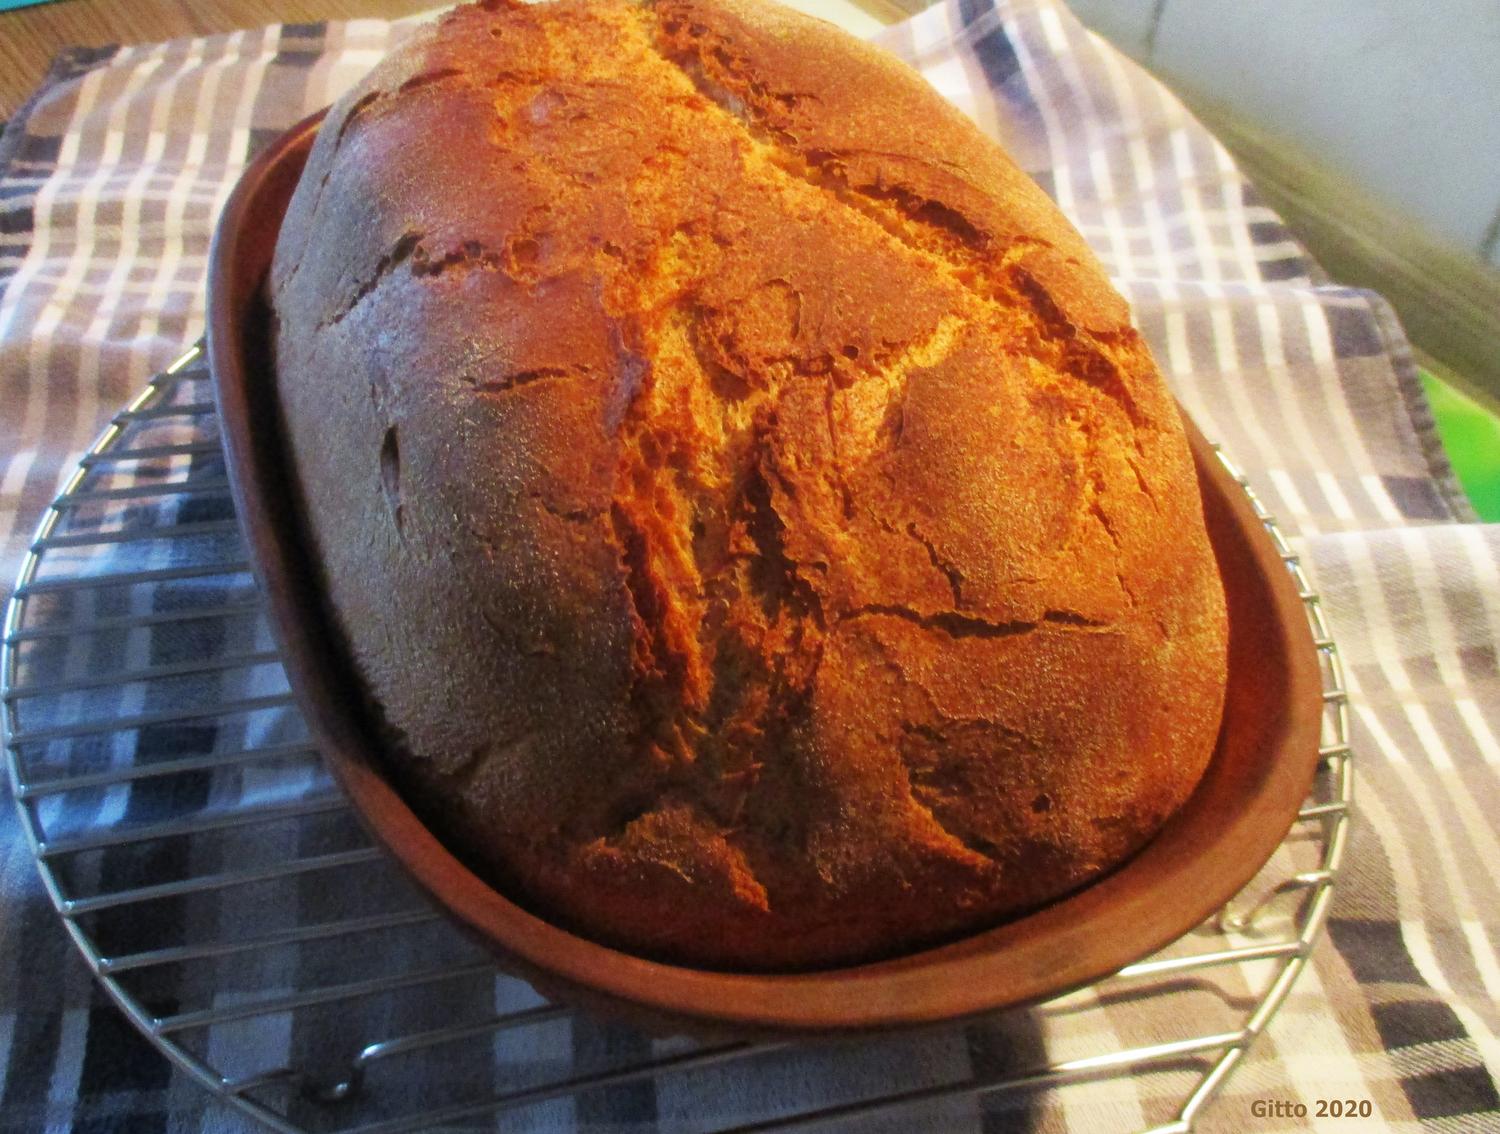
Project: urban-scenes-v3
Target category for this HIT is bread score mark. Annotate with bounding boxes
[839,605,1115,641]
[551,6,1148,876]
[644,1,1164,515]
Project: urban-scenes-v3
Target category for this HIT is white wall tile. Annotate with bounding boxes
[1145,0,1500,254]
[1060,0,1164,55]
[1484,203,1500,267]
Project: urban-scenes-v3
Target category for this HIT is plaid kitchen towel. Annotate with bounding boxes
[2,0,1499,1131]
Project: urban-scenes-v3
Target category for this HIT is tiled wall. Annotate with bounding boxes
[1065,0,1500,268]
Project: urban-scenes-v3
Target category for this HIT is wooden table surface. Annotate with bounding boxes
[0,0,436,118]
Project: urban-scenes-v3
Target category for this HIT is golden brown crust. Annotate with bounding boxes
[270,0,1228,970]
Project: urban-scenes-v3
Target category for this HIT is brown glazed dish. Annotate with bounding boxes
[208,110,1323,1034]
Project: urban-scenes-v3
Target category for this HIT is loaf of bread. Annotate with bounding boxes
[270,0,1229,970]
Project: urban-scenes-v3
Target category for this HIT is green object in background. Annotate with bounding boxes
[1421,369,1500,522]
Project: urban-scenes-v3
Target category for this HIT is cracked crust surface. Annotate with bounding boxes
[270,0,1229,971]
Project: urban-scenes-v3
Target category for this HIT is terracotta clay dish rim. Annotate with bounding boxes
[207,110,1325,1036]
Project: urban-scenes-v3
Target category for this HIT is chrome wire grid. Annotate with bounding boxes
[3,340,1352,1134]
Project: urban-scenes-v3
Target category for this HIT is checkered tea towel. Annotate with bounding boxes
[2,0,1499,1131]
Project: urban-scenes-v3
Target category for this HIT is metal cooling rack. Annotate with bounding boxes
[3,340,1352,1134]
